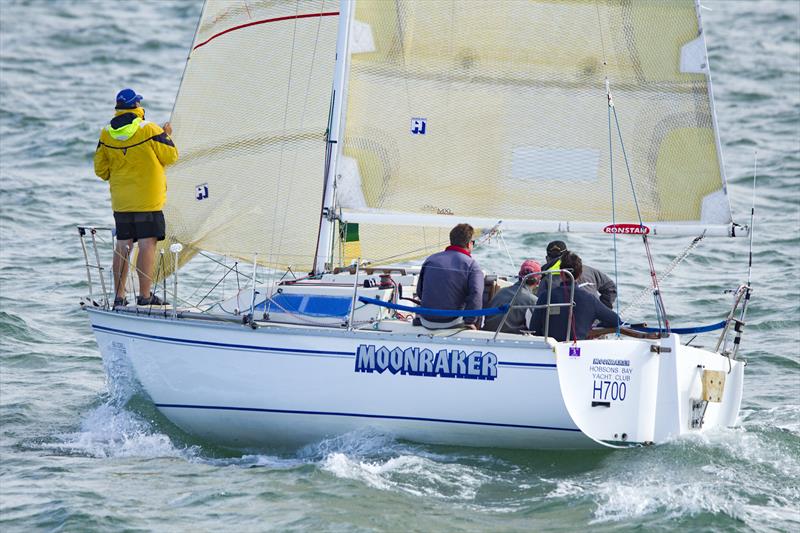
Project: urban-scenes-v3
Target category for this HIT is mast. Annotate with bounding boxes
[314,0,354,274]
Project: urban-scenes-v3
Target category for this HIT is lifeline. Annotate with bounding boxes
[355,344,498,380]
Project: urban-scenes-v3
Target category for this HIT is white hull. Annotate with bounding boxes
[86,308,744,450]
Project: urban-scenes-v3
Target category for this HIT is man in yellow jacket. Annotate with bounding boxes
[94,88,178,307]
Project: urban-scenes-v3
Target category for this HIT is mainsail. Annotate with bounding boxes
[164,0,339,272]
[332,0,734,266]
[163,0,736,273]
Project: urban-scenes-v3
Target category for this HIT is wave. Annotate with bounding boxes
[541,422,800,530]
[41,401,199,460]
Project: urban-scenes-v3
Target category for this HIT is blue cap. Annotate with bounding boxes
[115,88,143,109]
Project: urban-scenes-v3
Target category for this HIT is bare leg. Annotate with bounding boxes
[113,239,133,300]
[136,237,157,298]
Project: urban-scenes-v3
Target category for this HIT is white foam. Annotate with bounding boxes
[101,340,141,408]
[543,422,800,527]
[298,427,494,500]
[40,330,204,460]
[45,402,198,460]
[546,478,585,499]
[677,425,800,480]
[298,426,403,460]
[589,477,748,524]
[744,404,800,435]
[321,452,490,500]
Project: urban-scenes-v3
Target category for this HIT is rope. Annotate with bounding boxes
[593,1,610,77]
[498,231,517,273]
[747,152,757,287]
[358,296,509,317]
[619,232,705,318]
[631,320,726,335]
[607,82,621,338]
[596,1,669,331]
[611,106,669,332]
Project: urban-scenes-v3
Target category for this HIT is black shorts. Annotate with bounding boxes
[113,211,166,242]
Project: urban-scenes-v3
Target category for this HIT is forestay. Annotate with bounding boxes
[335,0,734,265]
[164,0,340,272]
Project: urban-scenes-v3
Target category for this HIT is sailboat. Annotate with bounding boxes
[80,0,751,449]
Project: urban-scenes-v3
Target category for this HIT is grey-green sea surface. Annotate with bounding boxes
[1,1,798,531]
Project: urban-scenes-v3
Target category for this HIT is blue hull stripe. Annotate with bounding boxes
[155,403,580,433]
[92,324,354,357]
[91,323,557,368]
[498,361,557,368]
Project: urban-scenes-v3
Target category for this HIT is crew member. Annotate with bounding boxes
[532,252,621,341]
[94,88,178,306]
[416,224,484,329]
[483,259,541,334]
[538,240,617,309]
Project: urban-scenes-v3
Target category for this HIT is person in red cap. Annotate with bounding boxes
[94,88,178,307]
[483,259,542,334]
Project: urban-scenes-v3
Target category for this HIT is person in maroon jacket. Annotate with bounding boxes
[416,224,485,330]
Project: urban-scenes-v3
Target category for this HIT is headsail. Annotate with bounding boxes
[164,0,339,272]
[333,0,735,265]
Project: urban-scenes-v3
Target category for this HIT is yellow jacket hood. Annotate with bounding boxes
[105,107,146,141]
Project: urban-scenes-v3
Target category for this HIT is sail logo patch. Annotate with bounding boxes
[355,344,497,380]
[603,223,649,235]
[410,117,427,135]
[196,183,209,201]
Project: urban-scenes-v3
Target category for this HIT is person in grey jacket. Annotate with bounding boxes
[532,252,622,341]
[416,224,485,329]
[538,240,617,309]
[483,259,541,334]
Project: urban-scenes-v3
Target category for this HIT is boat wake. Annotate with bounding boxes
[545,418,800,528]
[47,396,496,504]
[44,400,200,460]
[293,428,490,500]
[41,357,800,529]
[319,449,491,500]
[41,344,202,461]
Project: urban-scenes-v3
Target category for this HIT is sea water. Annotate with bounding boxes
[1,1,798,531]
